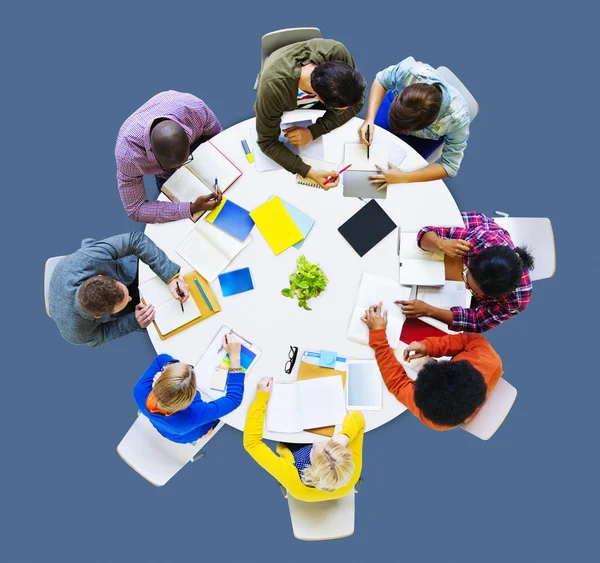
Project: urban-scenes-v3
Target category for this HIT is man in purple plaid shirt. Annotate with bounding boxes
[397,212,534,333]
[115,91,223,223]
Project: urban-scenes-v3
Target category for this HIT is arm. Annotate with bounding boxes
[423,333,481,358]
[417,224,471,249]
[437,123,469,179]
[188,371,245,425]
[188,98,223,142]
[85,312,141,347]
[339,411,365,462]
[449,296,524,334]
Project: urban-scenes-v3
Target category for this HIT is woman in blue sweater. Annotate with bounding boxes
[133,334,244,444]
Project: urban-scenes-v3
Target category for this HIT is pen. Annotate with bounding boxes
[213,177,219,194]
[241,139,254,163]
[176,281,185,312]
[323,163,353,185]
[366,124,370,159]
[193,276,213,311]
[397,227,403,269]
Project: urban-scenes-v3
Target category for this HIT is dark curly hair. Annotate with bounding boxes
[78,275,124,317]
[310,61,366,109]
[414,360,487,427]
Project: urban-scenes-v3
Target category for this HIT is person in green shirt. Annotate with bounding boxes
[255,38,365,189]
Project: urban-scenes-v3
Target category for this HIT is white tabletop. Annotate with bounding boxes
[141,109,464,443]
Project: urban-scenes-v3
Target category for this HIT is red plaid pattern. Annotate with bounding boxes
[115,91,222,223]
[417,212,532,333]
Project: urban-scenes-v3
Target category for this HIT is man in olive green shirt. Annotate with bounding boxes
[255,38,365,189]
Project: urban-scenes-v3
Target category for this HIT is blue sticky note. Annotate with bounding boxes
[213,200,255,241]
[218,268,254,297]
[319,350,337,369]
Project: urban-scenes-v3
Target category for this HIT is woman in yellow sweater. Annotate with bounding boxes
[243,377,365,502]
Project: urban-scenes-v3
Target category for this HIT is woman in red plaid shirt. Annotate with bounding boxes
[398,212,535,333]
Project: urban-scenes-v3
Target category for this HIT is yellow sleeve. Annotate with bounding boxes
[341,411,365,462]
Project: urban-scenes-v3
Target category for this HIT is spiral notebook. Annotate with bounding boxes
[295,158,337,188]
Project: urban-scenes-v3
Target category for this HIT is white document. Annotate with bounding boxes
[266,376,346,433]
[417,281,472,333]
[344,143,389,171]
[399,232,445,286]
[176,220,252,282]
[346,273,412,348]
[139,276,201,335]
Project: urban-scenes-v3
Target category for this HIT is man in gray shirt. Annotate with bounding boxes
[49,232,189,347]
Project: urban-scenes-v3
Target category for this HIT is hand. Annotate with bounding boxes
[395,299,433,319]
[369,162,409,190]
[190,189,223,215]
[135,303,155,328]
[358,120,375,146]
[283,126,313,147]
[168,278,190,303]
[439,238,473,259]
[223,333,241,367]
[403,341,428,363]
[360,301,388,330]
[307,168,339,190]
[257,376,273,394]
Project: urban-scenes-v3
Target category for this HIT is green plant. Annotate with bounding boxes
[281,255,328,310]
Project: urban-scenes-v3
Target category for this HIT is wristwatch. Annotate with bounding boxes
[228,367,243,373]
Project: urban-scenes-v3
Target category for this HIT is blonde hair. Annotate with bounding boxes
[153,363,196,413]
[301,440,355,492]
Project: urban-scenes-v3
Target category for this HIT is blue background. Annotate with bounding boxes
[2,1,596,561]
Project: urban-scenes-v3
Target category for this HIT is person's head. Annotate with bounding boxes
[388,83,443,134]
[78,275,131,318]
[301,439,355,492]
[414,360,487,427]
[465,246,535,299]
[150,119,190,170]
[153,362,197,413]
[310,61,366,110]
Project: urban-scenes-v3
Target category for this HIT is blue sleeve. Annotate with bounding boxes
[375,57,415,91]
[438,122,470,178]
[187,372,245,425]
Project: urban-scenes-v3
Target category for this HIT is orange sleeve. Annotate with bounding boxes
[423,333,483,358]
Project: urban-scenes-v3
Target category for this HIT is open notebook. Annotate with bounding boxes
[417,281,472,333]
[176,220,252,282]
[399,231,445,286]
[139,276,201,335]
[161,141,242,222]
[347,273,412,349]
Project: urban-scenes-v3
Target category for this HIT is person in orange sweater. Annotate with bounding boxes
[362,302,503,430]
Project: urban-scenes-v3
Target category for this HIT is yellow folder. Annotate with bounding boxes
[250,196,304,255]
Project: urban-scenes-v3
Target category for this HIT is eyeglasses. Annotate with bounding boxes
[285,346,299,374]
[461,267,477,297]
[156,151,194,173]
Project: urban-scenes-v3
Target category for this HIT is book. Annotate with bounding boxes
[295,157,338,188]
[250,196,304,255]
[338,200,397,257]
[139,276,202,336]
[416,281,472,333]
[205,197,255,241]
[344,142,407,171]
[218,267,254,297]
[266,375,346,434]
[346,273,412,348]
[268,197,315,249]
[161,141,242,222]
[176,220,252,282]
[399,231,445,286]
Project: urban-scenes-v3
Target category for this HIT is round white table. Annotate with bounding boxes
[140,109,463,443]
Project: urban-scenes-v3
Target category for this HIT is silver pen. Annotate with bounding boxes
[397,227,402,266]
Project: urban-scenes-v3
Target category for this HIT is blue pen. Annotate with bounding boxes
[194,276,214,311]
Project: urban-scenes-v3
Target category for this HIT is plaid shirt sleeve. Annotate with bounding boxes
[188,99,222,140]
[416,212,488,246]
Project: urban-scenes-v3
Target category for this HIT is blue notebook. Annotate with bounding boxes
[206,198,254,241]
[269,197,315,249]
[218,268,254,297]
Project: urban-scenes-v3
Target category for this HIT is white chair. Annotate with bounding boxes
[254,27,322,90]
[427,66,479,164]
[117,414,225,486]
[44,256,65,317]
[281,479,361,541]
[493,213,556,281]
[460,378,517,440]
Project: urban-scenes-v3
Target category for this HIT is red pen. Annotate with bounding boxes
[324,163,353,185]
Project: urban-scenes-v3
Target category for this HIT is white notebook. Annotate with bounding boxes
[161,141,242,221]
[345,143,388,171]
[399,232,445,286]
[176,220,252,282]
[266,376,346,433]
[139,276,201,335]
[416,281,472,333]
[346,273,412,348]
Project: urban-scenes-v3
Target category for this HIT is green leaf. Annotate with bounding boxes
[281,288,293,298]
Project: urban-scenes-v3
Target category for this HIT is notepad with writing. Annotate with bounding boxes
[205,198,254,241]
[338,200,397,257]
[400,232,445,286]
[161,141,242,222]
[250,196,304,255]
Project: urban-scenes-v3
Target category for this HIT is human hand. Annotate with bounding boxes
[257,376,273,394]
[190,189,223,214]
[395,299,433,319]
[360,301,388,330]
[168,278,190,303]
[369,162,409,190]
[403,341,428,362]
[439,238,473,258]
[283,126,313,147]
[223,333,241,367]
[358,120,375,146]
[135,303,155,328]
[307,168,339,190]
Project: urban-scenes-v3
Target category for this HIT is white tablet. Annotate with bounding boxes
[346,360,383,411]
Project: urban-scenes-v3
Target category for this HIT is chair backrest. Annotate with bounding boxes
[493,216,556,281]
[44,256,65,317]
[287,492,355,541]
[117,414,224,486]
[460,378,517,440]
[261,27,322,63]
[436,66,479,122]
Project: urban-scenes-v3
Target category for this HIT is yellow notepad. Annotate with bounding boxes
[250,196,304,255]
